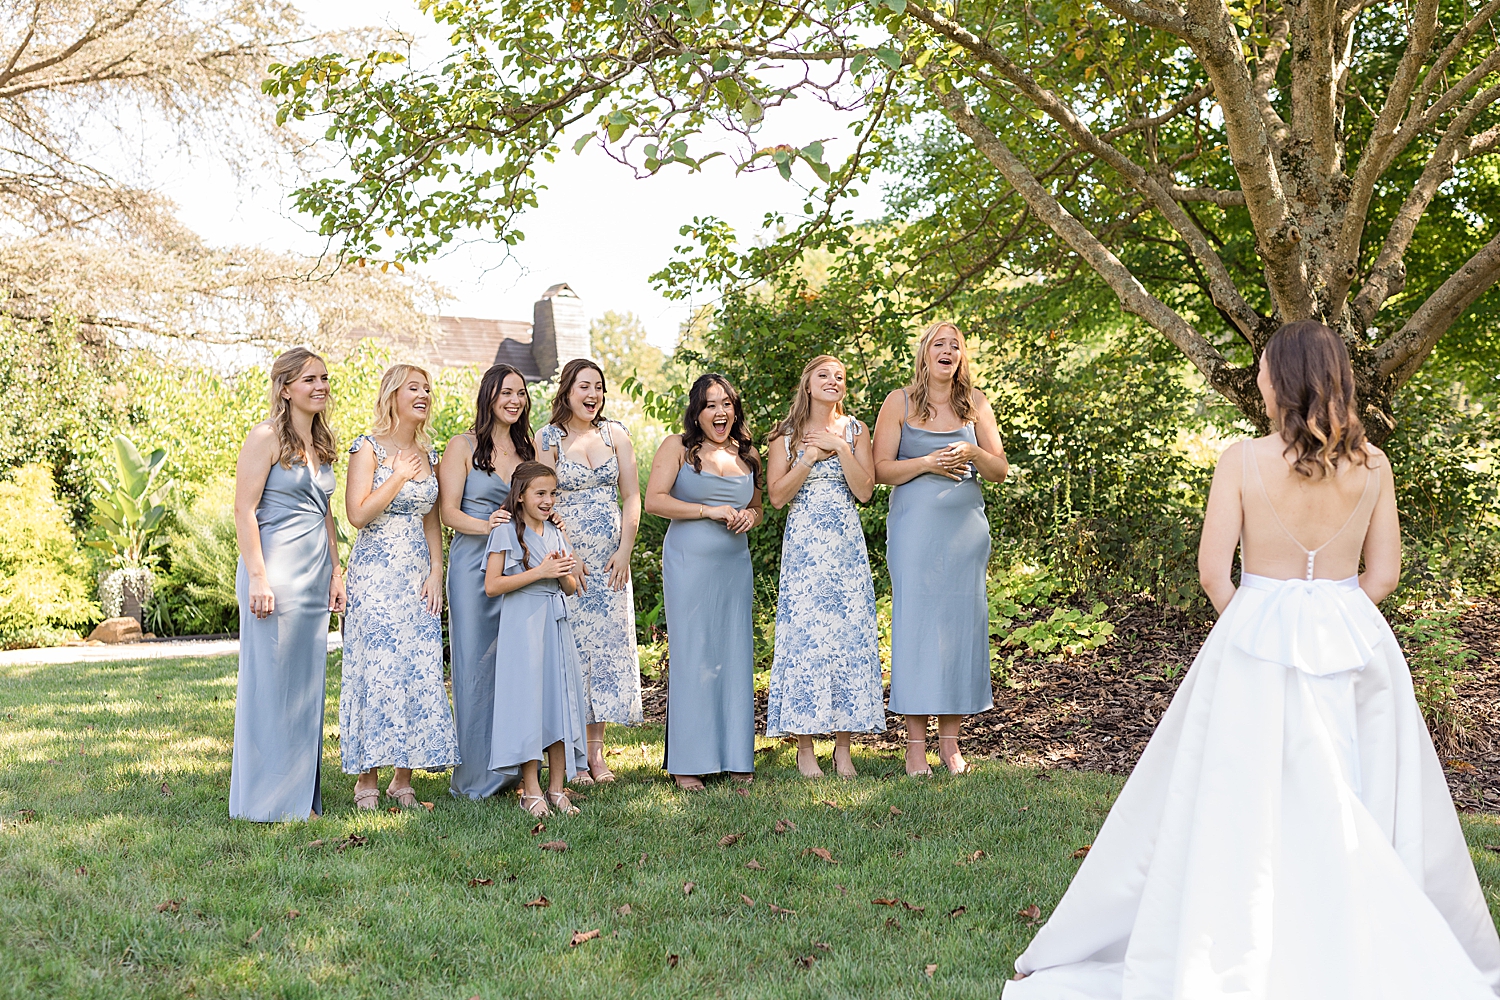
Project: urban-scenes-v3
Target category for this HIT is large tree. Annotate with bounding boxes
[0,0,439,346]
[270,0,1500,435]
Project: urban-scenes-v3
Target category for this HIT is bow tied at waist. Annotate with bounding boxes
[1230,574,1382,677]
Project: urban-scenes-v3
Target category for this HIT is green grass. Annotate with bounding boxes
[2,653,1500,999]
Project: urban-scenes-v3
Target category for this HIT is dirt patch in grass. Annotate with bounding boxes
[642,599,1500,811]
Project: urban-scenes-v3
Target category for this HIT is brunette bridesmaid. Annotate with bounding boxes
[644,374,764,790]
[438,363,535,799]
[230,348,345,822]
[341,364,460,809]
[873,322,1009,776]
[538,358,643,784]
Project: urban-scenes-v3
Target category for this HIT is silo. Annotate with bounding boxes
[530,283,590,381]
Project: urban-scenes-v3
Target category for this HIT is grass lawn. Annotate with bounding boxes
[3,654,1500,999]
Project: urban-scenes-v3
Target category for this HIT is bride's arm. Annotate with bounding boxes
[1198,443,1245,615]
[1359,449,1401,604]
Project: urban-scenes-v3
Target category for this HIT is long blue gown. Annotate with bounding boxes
[661,466,756,775]
[486,521,589,779]
[886,394,994,716]
[230,458,334,822]
[446,463,513,798]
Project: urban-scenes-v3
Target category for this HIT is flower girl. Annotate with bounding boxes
[484,461,589,818]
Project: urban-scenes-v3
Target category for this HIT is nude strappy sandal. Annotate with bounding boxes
[586,739,617,783]
[906,739,933,777]
[519,793,550,818]
[353,787,380,811]
[938,735,968,775]
[547,790,580,816]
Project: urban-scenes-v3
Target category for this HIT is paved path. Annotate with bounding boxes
[0,632,343,668]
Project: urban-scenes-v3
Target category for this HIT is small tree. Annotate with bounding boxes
[89,435,175,625]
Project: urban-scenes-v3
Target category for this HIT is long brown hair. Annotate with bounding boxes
[266,347,338,469]
[908,321,976,425]
[681,373,761,480]
[371,363,434,451]
[472,364,535,473]
[549,358,607,429]
[772,355,847,444]
[499,460,558,570]
[1263,320,1369,478]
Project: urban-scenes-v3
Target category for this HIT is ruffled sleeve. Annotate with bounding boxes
[348,433,371,456]
[485,521,525,575]
[538,423,563,453]
[543,521,572,558]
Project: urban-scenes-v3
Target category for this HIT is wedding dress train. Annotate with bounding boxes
[1005,446,1500,999]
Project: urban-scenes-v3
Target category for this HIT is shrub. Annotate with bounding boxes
[147,478,240,636]
[0,465,99,647]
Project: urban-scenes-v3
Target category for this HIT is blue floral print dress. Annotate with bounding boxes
[764,419,885,736]
[339,435,460,773]
[540,421,643,725]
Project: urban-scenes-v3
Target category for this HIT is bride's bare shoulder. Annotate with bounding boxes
[1360,442,1389,472]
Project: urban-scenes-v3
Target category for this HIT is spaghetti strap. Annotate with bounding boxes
[900,389,909,421]
[1248,442,1380,580]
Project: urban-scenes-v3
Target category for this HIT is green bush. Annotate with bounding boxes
[0,465,99,647]
[147,479,240,636]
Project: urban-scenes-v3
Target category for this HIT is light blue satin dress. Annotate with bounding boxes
[886,394,993,716]
[446,464,512,798]
[662,465,756,776]
[486,521,589,779]
[230,458,334,822]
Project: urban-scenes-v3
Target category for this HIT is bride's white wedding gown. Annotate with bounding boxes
[1005,444,1500,999]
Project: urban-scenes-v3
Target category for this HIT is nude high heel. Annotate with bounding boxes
[905,739,933,777]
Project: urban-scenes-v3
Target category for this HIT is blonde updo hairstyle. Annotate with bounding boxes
[371,363,435,451]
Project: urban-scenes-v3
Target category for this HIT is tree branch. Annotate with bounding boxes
[1094,0,1190,37]
[920,69,1241,400]
[1167,185,1247,205]
[1375,232,1500,384]
[907,3,1263,339]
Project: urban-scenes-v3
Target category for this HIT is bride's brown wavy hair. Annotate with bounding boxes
[1263,320,1369,478]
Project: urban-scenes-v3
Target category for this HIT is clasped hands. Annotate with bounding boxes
[705,504,756,534]
[925,441,978,481]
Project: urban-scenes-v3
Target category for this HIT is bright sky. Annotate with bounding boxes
[157,1,868,349]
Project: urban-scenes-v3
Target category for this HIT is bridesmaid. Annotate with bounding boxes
[438,363,535,799]
[341,364,460,809]
[538,358,643,784]
[230,348,345,822]
[873,322,1009,776]
[764,355,883,778]
[644,373,764,791]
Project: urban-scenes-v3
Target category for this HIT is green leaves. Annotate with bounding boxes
[88,435,175,570]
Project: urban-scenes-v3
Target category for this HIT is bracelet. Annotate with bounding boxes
[698,504,705,519]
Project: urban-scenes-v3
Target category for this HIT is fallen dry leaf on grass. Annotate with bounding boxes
[802,847,838,864]
[718,833,744,847]
[948,905,967,918]
[814,941,832,952]
[1448,760,1478,774]
[737,787,751,797]
[960,850,985,864]
[607,746,623,756]
[467,878,494,887]
[74,866,87,876]
[889,806,903,816]
[530,822,546,836]
[1486,845,1500,853]
[820,799,841,809]
[421,801,435,811]
[285,910,300,920]
[539,840,568,852]
[616,904,632,915]
[524,896,550,908]
[740,894,755,906]
[17,810,35,822]
[872,898,900,906]
[1072,845,1092,859]
[306,839,324,848]
[160,782,172,797]
[926,963,938,977]
[769,903,796,915]
[570,929,600,947]
[745,859,764,870]
[1018,904,1043,924]
[683,881,695,896]
[902,901,925,913]
[335,834,368,853]
[154,900,180,913]
[774,819,797,834]
[245,927,263,945]
[795,954,816,969]
[666,954,680,968]
[885,917,901,929]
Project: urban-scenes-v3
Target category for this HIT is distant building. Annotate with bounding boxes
[346,282,590,382]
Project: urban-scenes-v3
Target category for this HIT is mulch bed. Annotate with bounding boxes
[640,599,1500,811]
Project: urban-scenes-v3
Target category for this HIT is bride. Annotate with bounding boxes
[1005,320,1500,998]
